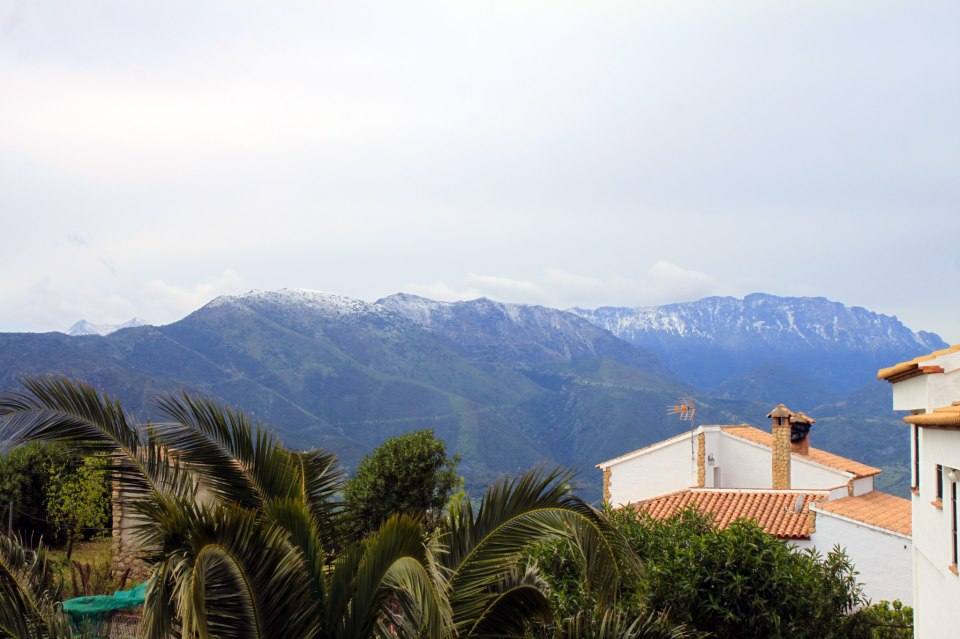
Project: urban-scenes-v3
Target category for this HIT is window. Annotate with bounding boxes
[937,465,944,501]
[913,426,920,491]
[953,481,958,568]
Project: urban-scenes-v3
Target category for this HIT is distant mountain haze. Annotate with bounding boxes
[67,318,146,336]
[571,293,945,404]
[1,289,942,498]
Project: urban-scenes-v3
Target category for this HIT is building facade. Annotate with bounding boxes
[879,345,960,637]
[597,405,912,605]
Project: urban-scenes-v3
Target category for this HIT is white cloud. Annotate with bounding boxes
[0,2,956,339]
[404,261,716,309]
[145,270,244,321]
[643,260,715,304]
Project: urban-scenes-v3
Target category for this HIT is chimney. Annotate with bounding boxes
[768,403,794,489]
[789,411,816,456]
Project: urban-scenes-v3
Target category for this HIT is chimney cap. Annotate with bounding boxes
[790,411,816,425]
[767,403,794,419]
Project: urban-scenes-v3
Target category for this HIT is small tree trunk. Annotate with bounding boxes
[65,530,74,562]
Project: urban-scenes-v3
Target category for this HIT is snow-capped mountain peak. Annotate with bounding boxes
[67,318,146,336]
[206,288,386,318]
[570,293,945,353]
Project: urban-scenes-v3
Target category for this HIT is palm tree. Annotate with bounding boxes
[0,377,640,638]
[552,610,699,639]
[0,535,71,639]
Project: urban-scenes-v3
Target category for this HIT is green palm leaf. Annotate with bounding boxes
[328,514,451,639]
[0,535,70,639]
[553,609,699,639]
[443,468,637,636]
[0,377,191,503]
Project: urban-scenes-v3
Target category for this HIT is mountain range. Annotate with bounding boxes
[67,318,146,336]
[0,290,942,499]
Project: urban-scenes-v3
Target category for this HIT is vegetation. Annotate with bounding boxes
[0,377,881,638]
[345,429,460,536]
[532,508,867,639]
[0,443,76,540]
[45,456,110,561]
[847,600,914,638]
[0,377,648,639]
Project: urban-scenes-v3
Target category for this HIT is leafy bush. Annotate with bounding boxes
[0,442,76,540]
[846,600,913,638]
[45,455,110,559]
[533,507,866,639]
[344,429,460,535]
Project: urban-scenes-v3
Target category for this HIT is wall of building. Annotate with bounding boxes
[890,353,960,637]
[914,547,960,638]
[605,435,695,505]
[928,353,960,410]
[715,435,775,488]
[111,483,152,582]
[811,511,912,605]
[911,425,960,637]
[714,434,849,491]
[852,476,875,496]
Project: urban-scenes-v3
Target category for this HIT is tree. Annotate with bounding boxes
[345,429,460,535]
[45,455,110,561]
[0,443,75,540]
[0,377,638,639]
[846,600,913,638]
[608,507,865,639]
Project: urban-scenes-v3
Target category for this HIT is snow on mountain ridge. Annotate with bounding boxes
[67,318,146,336]
[570,293,945,352]
[207,288,387,317]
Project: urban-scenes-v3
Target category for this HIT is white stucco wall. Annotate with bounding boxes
[792,456,851,490]
[911,425,960,638]
[893,352,960,412]
[928,353,960,411]
[716,433,850,491]
[889,352,960,638]
[852,476,875,496]
[811,510,912,605]
[604,434,695,505]
[714,435,772,488]
[915,547,960,638]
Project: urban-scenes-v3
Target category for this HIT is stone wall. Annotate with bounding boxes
[110,481,151,582]
[771,422,791,489]
[696,432,706,488]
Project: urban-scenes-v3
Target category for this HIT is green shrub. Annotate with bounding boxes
[344,429,460,535]
[533,507,866,639]
[846,600,913,638]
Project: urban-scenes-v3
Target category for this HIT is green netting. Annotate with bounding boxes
[63,581,147,617]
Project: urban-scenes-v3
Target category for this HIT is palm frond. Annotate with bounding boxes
[154,393,303,508]
[443,468,637,635]
[294,448,346,533]
[466,565,552,639]
[554,609,699,639]
[328,514,451,639]
[163,502,321,639]
[0,535,70,639]
[0,377,191,503]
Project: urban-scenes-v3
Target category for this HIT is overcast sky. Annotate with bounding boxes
[1,1,957,340]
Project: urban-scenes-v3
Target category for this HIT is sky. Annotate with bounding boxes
[1,1,958,340]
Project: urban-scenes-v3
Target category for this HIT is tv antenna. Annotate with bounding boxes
[667,399,698,461]
[667,399,696,422]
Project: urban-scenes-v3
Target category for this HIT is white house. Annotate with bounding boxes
[879,344,960,638]
[597,404,912,605]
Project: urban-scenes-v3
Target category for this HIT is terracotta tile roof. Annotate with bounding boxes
[877,344,960,381]
[904,402,960,428]
[722,425,881,478]
[635,489,825,539]
[814,491,912,536]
